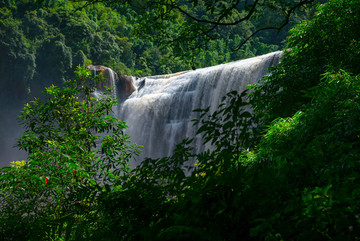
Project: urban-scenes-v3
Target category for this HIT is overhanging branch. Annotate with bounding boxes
[234,0,316,51]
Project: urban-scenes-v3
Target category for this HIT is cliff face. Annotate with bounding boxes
[86,65,135,102]
[117,75,135,102]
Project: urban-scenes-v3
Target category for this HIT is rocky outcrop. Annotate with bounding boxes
[86,65,135,102]
[118,75,135,102]
[86,65,118,92]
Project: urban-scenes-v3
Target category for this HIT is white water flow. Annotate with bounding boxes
[118,51,283,160]
[107,68,117,98]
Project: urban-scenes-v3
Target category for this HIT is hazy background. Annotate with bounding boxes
[0,107,27,167]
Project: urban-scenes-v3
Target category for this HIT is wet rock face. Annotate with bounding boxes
[118,75,135,102]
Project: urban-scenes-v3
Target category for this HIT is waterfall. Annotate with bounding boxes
[106,68,117,98]
[116,51,283,160]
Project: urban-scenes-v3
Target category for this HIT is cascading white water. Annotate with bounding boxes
[106,68,117,98]
[117,51,283,160]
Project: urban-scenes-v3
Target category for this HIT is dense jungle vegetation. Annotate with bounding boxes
[1,0,360,240]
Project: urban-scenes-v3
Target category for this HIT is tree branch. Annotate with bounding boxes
[71,0,316,52]
[169,0,259,26]
[233,0,316,51]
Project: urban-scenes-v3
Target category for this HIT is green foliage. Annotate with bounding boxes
[250,0,360,124]
[248,70,360,240]
[131,0,306,59]
[0,6,35,103]
[0,67,139,240]
[95,138,194,240]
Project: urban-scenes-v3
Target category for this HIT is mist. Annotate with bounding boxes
[0,107,27,167]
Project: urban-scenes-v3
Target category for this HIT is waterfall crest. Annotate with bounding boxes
[118,51,283,160]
